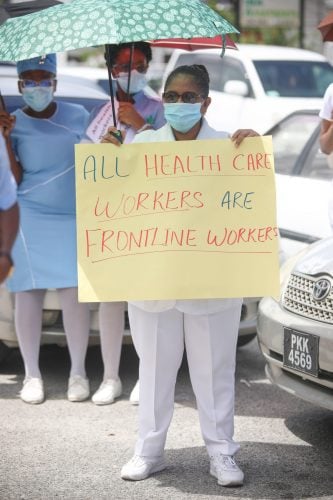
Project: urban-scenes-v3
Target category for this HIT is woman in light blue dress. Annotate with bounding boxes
[0,54,91,404]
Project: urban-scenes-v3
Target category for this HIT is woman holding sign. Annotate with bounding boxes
[103,64,258,487]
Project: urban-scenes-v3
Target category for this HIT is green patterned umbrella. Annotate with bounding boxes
[0,0,238,62]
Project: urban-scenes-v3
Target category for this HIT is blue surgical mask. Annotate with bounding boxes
[22,87,54,112]
[163,103,202,133]
[117,69,147,94]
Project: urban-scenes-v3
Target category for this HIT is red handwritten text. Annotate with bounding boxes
[85,227,198,256]
[233,153,273,171]
[94,191,204,219]
[144,154,222,177]
[207,226,278,245]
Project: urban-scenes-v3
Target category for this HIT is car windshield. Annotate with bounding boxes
[254,60,333,97]
[271,112,320,174]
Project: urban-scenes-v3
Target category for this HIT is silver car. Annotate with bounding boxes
[257,236,333,411]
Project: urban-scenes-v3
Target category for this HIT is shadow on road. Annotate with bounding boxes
[154,440,333,499]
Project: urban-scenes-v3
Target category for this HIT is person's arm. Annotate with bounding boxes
[319,118,333,154]
[0,202,19,283]
[4,136,22,184]
[0,111,23,184]
[318,85,333,154]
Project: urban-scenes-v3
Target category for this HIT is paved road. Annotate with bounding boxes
[0,338,332,500]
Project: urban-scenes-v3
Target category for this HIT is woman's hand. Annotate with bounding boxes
[117,102,146,130]
[101,126,125,146]
[0,254,13,284]
[0,111,15,138]
[231,129,259,147]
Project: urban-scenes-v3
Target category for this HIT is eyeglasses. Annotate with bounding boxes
[19,79,55,89]
[112,63,148,74]
[162,91,205,104]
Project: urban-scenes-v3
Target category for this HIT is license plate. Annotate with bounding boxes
[283,328,319,377]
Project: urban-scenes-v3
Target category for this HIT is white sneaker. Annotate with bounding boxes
[121,454,166,481]
[129,380,139,405]
[210,454,244,487]
[20,377,44,404]
[92,378,122,405]
[67,375,90,402]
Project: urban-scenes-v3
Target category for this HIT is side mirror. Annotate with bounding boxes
[223,80,248,97]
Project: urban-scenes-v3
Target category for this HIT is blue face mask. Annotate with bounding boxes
[163,103,202,133]
[22,87,54,112]
[117,70,147,94]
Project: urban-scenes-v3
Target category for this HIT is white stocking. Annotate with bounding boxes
[98,301,125,380]
[15,289,46,378]
[58,287,90,378]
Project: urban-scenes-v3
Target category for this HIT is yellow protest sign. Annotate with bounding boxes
[75,136,280,302]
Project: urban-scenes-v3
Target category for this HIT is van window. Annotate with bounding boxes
[174,53,253,96]
[254,61,333,98]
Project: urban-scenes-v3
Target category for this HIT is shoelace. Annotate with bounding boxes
[131,455,147,467]
[69,376,87,387]
[24,378,42,387]
[213,454,238,470]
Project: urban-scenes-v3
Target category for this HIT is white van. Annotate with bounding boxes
[162,44,333,133]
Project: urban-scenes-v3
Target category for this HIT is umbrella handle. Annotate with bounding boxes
[105,44,118,129]
[126,43,134,101]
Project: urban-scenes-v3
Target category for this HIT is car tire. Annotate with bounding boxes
[237,332,256,347]
[0,340,10,364]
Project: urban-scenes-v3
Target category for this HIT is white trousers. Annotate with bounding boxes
[128,301,242,458]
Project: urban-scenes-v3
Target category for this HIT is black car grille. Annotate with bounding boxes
[282,272,333,324]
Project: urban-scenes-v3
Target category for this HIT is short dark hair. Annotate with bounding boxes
[164,65,210,97]
[105,42,152,67]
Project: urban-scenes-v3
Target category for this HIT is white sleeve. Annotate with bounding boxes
[319,84,333,121]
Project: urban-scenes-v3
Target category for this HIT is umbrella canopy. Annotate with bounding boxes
[0,0,63,25]
[317,11,333,42]
[0,0,238,62]
[150,34,237,51]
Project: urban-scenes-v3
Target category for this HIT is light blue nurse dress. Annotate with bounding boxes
[7,101,89,292]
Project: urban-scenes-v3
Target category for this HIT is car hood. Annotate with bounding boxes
[294,236,333,275]
[207,92,324,134]
[275,174,332,240]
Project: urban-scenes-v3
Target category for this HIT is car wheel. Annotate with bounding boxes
[0,340,10,363]
[237,332,256,347]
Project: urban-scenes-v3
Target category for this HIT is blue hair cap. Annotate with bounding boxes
[17,53,57,76]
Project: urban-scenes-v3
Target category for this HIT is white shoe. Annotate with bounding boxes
[20,377,44,404]
[129,380,139,405]
[121,454,166,481]
[210,454,244,486]
[67,375,90,402]
[92,378,122,405]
